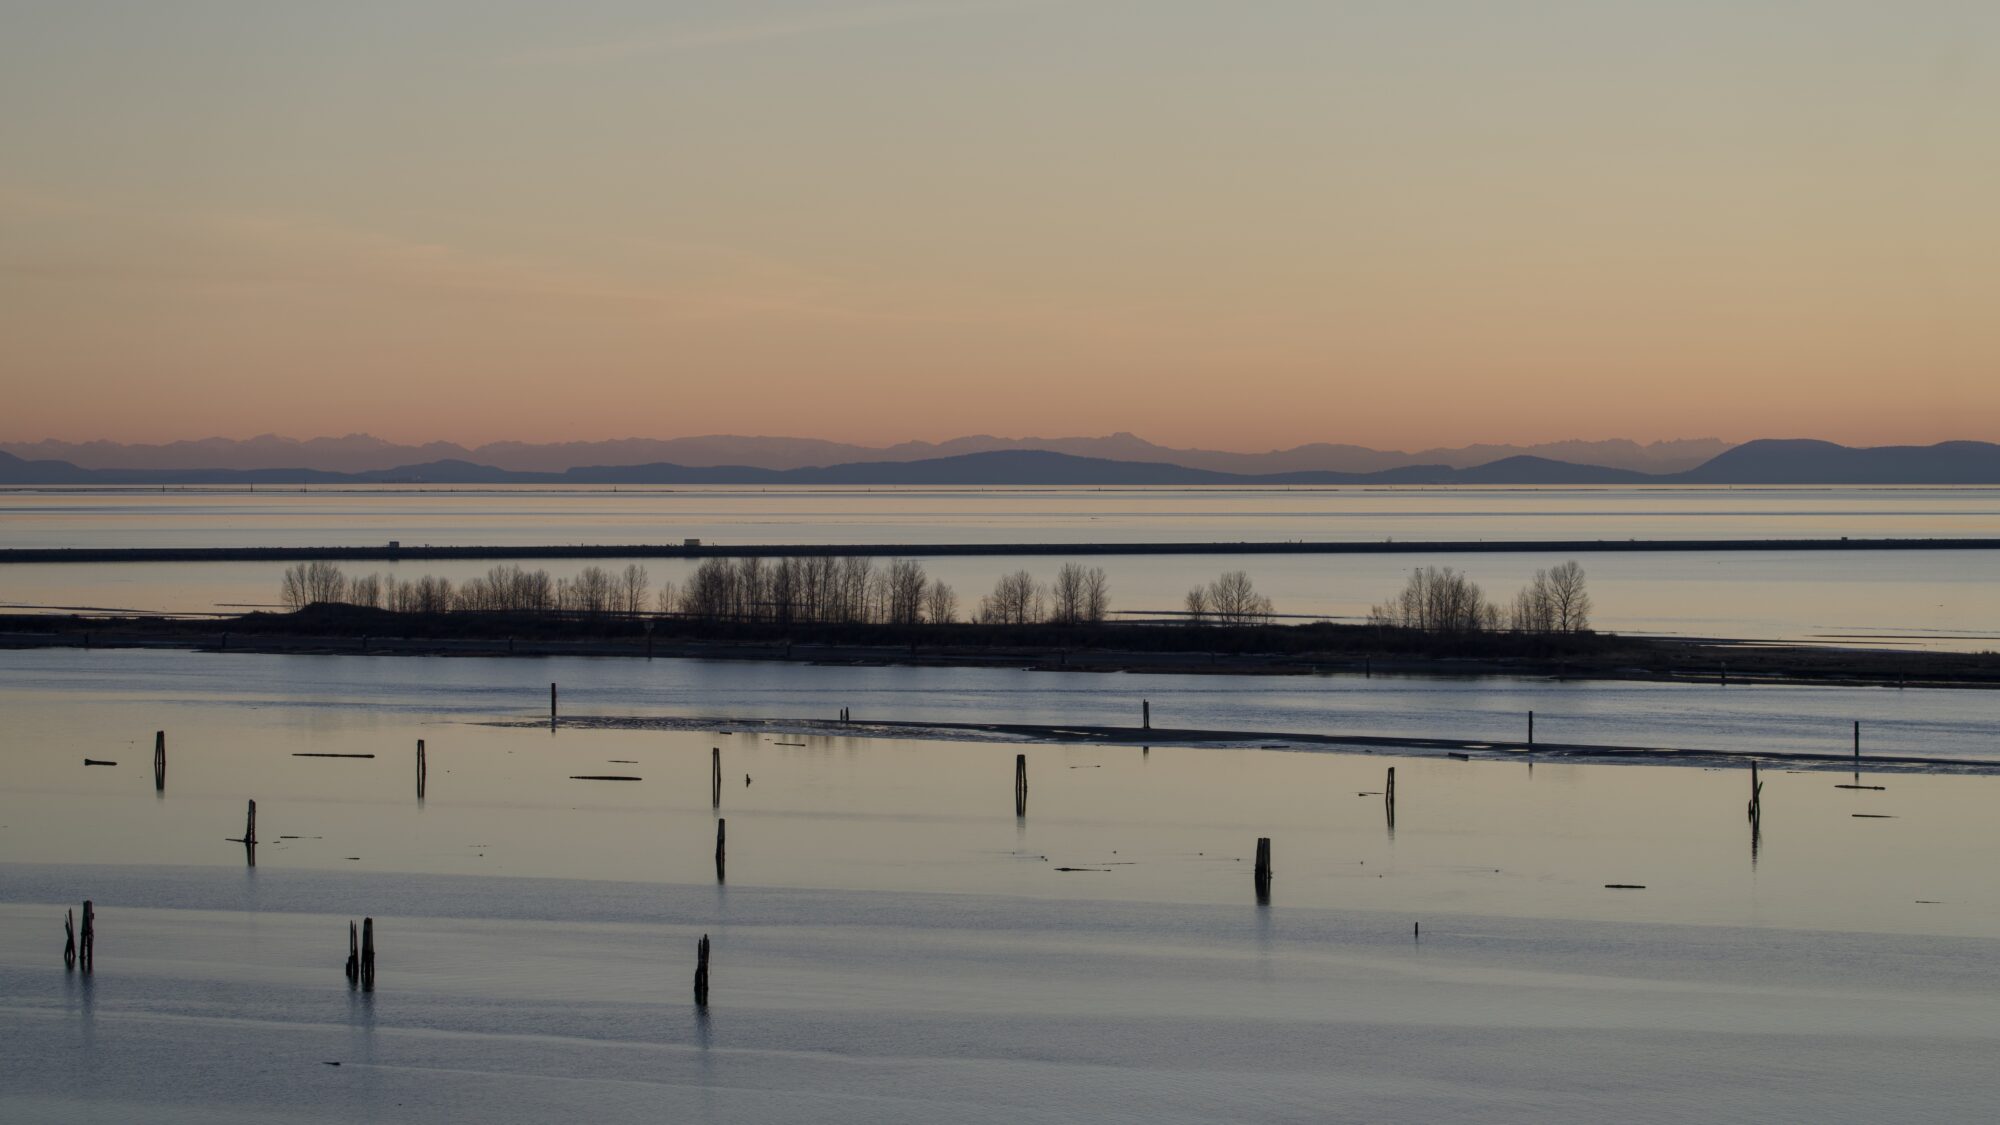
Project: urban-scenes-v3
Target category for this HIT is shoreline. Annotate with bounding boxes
[482,714,2000,774]
[6,611,1999,690]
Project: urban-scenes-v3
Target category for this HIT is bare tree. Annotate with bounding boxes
[280,561,348,609]
[979,570,1042,625]
[1049,562,1089,625]
[655,581,677,616]
[884,559,928,625]
[1546,560,1590,633]
[925,577,957,624]
[1183,585,1209,625]
[617,564,651,617]
[1206,570,1274,625]
[1082,566,1111,623]
[570,566,614,615]
[348,573,382,609]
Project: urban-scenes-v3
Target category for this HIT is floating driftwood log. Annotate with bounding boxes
[83,758,116,766]
[569,775,642,781]
[292,753,375,758]
[1604,883,1646,889]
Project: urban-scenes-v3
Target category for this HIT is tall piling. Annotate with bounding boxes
[361,917,376,992]
[1853,720,1860,767]
[153,730,165,792]
[64,908,76,970]
[550,682,558,721]
[416,740,427,800]
[711,747,722,809]
[80,901,94,973]
[1253,838,1272,902]
[345,921,359,986]
[694,934,711,1007]
[715,819,727,882]
[1528,710,1535,746]
[1015,754,1028,816]
[1748,760,1763,820]
[1142,700,1150,729]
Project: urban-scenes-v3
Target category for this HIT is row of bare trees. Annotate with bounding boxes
[1368,561,1591,635]
[281,562,662,617]
[678,556,955,625]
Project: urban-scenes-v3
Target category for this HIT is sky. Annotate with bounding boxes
[2,0,1996,450]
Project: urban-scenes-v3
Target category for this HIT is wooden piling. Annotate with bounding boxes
[361,917,375,992]
[64,908,76,970]
[1142,700,1150,729]
[1853,720,1860,767]
[154,730,165,792]
[694,934,711,1007]
[244,799,257,846]
[80,901,94,973]
[1253,838,1272,901]
[1748,760,1763,821]
[715,818,727,882]
[1527,710,1535,746]
[711,747,722,809]
[345,921,359,986]
[1014,753,1028,816]
[416,740,427,800]
[550,682,558,721]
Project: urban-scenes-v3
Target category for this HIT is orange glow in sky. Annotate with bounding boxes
[2,2,1994,449]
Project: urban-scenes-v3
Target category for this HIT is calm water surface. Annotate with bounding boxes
[4,648,1999,1122]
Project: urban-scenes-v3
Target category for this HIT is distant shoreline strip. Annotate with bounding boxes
[3,537,1998,565]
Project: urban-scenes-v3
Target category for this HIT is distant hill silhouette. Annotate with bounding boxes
[0,431,1733,475]
[1673,439,2000,484]
[3,441,1997,487]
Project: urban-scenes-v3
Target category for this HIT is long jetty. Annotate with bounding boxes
[4,536,1997,565]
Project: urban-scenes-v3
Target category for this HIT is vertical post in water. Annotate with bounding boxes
[1720,662,1728,687]
[715,818,727,882]
[416,740,426,800]
[1142,700,1150,730]
[550,682,558,722]
[64,908,76,970]
[1015,754,1028,816]
[345,921,359,986]
[154,730,166,792]
[80,901,94,973]
[245,800,257,846]
[1528,710,1535,747]
[1853,720,1860,768]
[361,917,376,992]
[694,934,711,1008]
[1253,838,1272,903]
[711,747,722,809]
